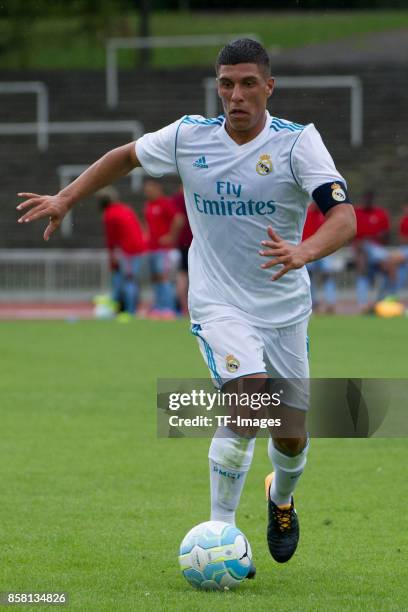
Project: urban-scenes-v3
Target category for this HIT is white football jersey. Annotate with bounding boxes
[136,111,346,327]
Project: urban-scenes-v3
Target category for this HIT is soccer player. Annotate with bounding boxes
[96,187,146,315]
[16,39,356,573]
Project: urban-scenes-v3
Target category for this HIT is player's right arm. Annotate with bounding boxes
[17,142,140,241]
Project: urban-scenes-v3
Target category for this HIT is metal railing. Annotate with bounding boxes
[0,120,143,151]
[0,249,110,302]
[0,247,405,304]
[0,81,49,150]
[203,75,363,146]
[0,247,352,302]
[106,34,260,108]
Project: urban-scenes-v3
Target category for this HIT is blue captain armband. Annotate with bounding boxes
[312,181,352,214]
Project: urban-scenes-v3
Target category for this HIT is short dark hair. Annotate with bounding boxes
[96,186,119,211]
[215,38,271,77]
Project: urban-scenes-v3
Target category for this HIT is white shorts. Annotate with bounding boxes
[191,316,310,410]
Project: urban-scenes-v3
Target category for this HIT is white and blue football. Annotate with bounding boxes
[178,520,252,590]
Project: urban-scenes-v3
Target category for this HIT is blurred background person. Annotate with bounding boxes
[169,183,193,316]
[97,187,146,316]
[353,190,395,312]
[302,202,338,314]
[396,201,408,293]
[143,178,184,319]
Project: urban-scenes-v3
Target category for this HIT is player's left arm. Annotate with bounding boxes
[17,117,182,241]
[260,125,356,280]
[17,142,140,241]
[296,201,356,262]
[260,202,356,281]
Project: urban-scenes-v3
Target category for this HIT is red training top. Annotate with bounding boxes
[144,196,177,251]
[171,191,193,249]
[399,214,408,239]
[302,203,325,241]
[103,202,146,255]
[354,206,390,243]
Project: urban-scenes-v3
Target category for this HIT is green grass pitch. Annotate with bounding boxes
[0,316,407,611]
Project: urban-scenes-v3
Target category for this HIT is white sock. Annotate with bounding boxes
[208,426,256,526]
[267,438,309,506]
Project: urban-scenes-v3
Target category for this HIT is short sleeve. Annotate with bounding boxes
[291,124,346,197]
[135,118,183,177]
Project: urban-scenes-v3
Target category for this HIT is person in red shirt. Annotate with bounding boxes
[97,187,146,315]
[302,202,338,313]
[168,184,193,315]
[354,190,390,244]
[143,178,184,317]
[397,203,408,291]
[302,201,325,242]
[399,204,408,246]
[353,190,395,310]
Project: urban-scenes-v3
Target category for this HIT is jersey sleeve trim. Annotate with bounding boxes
[174,118,184,177]
[289,123,347,198]
[289,127,309,187]
[135,116,187,178]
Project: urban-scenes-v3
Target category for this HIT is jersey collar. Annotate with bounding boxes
[218,110,271,150]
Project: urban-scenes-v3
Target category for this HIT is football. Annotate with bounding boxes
[178,521,252,590]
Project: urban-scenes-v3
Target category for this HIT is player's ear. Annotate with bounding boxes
[215,77,222,99]
[266,77,275,98]
[215,78,220,96]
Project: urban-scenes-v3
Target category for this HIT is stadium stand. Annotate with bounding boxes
[1,60,407,253]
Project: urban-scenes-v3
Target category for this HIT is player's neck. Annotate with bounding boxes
[225,113,267,145]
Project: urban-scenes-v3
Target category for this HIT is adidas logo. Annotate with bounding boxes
[193,156,208,169]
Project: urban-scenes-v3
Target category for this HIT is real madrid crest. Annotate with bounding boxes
[331,182,346,202]
[256,154,273,176]
[226,354,240,373]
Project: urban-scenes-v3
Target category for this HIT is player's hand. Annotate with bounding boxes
[259,226,307,281]
[17,193,72,241]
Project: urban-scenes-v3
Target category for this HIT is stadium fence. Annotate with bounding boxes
[0,119,143,152]
[0,81,49,150]
[203,75,363,146]
[105,34,261,108]
[0,248,363,303]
